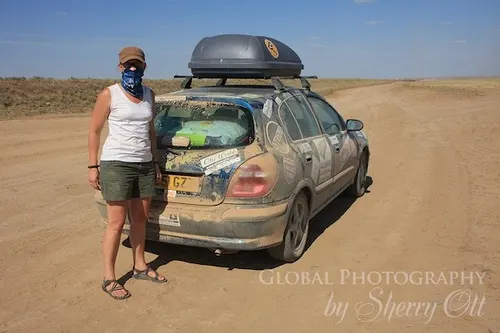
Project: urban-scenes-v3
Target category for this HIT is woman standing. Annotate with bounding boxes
[88,46,167,300]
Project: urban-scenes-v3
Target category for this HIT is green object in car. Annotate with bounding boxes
[175,131,207,146]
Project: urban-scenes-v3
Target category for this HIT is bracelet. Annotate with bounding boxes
[88,165,99,169]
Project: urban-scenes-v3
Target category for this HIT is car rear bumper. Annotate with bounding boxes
[94,191,289,251]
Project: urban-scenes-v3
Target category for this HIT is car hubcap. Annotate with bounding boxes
[289,200,307,251]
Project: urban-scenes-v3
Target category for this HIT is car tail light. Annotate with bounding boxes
[226,153,279,198]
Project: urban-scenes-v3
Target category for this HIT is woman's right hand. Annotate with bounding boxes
[89,168,100,190]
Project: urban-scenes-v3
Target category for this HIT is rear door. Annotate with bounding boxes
[275,90,336,213]
[152,98,257,206]
[304,93,359,194]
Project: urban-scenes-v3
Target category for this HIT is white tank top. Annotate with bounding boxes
[100,83,154,163]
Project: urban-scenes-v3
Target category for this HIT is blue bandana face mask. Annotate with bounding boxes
[121,66,144,98]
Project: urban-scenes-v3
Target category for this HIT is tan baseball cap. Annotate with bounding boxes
[119,46,145,64]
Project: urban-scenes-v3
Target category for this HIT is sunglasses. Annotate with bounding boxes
[121,60,144,69]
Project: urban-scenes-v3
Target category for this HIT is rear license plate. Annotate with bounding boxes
[160,175,201,193]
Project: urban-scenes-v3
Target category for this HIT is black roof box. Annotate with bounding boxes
[188,34,304,79]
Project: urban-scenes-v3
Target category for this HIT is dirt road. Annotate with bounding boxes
[0,82,499,332]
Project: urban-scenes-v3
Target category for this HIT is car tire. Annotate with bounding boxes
[346,150,369,197]
[267,191,310,263]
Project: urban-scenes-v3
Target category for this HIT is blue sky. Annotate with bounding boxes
[1,0,499,79]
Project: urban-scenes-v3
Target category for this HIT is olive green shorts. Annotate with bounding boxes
[99,160,156,201]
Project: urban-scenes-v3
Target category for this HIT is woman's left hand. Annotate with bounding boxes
[155,163,162,184]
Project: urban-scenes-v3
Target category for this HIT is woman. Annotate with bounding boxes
[88,46,167,300]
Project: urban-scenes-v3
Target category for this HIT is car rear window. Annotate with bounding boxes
[154,101,254,149]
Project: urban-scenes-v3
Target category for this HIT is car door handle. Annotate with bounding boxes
[305,153,312,163]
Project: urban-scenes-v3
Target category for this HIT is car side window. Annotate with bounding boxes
[306,96,346,135]
[279,93,322,139]
[278,101,303,141]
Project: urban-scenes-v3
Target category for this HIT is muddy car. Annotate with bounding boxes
[94,34,370,262]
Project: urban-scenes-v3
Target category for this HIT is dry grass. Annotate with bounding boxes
[0,77,396,120]
[398,78,500,99]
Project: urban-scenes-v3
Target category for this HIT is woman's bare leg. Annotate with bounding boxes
[129,197,166,280]
[102,200,129,297]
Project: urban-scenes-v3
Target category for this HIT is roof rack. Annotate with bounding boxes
[173,75,318,91]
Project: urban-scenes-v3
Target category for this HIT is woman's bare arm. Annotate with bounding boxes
[88,88,111,166]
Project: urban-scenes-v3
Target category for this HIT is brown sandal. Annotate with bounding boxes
[101,279,131,300]
[133,265,168,283]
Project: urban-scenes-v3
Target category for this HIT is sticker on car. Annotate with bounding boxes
[338,136,357,171]
[149,212,181,227]
[312,137,332,184]
[329,135,339,145]
[297,142,312,153]
[262,99,273,118]
[266,121,289,154]
[159,213,180,227]
[200,148,242,175]
[282,156,296,184]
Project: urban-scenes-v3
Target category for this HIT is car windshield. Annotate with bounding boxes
[154,100,254,149]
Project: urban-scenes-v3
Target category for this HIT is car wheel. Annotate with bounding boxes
[267,191,310,262]
[346,150,368,197]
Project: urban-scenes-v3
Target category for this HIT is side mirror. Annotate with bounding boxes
[346,119,364,131]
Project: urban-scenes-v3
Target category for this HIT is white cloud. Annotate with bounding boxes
[56,12,68,16]
[353,0,375,4]
[452,40,467,44]
[366,20,384,25]
[309,36,320,40]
